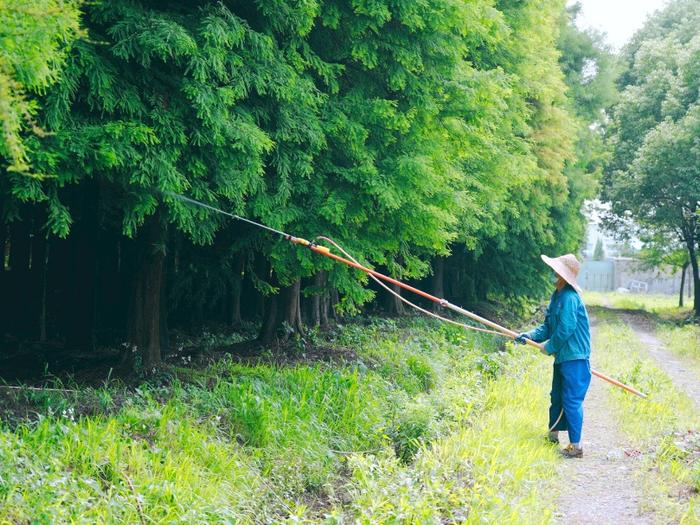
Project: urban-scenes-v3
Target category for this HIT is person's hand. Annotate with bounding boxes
[514,333,530,345]
[540,347,549,356]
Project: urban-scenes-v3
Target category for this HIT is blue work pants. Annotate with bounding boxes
[549,359,591,444]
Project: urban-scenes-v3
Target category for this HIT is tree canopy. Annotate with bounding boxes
[603,0,700,315]
[0,0,602,366]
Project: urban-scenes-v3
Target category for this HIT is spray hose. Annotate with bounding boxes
[168,192,647,399]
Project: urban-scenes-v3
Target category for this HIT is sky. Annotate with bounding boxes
[572,0,670,50]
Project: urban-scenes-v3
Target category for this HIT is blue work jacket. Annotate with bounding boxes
[526,285,591,364]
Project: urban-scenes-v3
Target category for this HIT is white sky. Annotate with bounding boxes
[571,0,670,50]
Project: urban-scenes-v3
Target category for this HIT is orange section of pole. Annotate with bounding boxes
[310,245,647,399]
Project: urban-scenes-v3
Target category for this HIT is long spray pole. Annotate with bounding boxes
[303,242,646,398]
[168,192,647,399]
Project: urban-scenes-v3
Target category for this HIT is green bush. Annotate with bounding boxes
[390,399,436,463]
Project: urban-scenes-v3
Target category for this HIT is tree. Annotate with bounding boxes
[557,3,617,124]
[0,0,598,363]
[603,0,700,316]
[8,1,326,364]
[638,234,690,307]
[593,238,605,260]
[440,0,611,305]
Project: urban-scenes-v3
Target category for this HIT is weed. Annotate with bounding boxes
[0,316,560,523]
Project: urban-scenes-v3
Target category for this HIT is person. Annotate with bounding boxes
[515,253,591,458]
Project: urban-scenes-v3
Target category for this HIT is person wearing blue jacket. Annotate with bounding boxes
[516,254,591,458]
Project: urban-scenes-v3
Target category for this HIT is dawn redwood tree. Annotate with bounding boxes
[440,0,608,301]
[0,0,598,359]
[253,0,497,339]
[0,0,82,344]
[17,1,324,365]
[604,0,700,316]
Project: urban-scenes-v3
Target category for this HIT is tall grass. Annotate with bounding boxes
[0,317,560,523]
[330,351,558,524]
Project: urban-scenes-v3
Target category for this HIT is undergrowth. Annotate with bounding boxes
[0,317,558,524]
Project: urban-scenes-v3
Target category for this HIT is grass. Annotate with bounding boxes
[329,350,558,524]
[591,308,700,523]
[657,324,700,365]
[584,291,693,320]
[0,316,561,524]
[584,288,700,387]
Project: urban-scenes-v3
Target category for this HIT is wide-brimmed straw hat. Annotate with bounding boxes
[541,253,582,294]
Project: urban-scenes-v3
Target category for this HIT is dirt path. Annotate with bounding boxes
[554,315,648,524]
[622,312,700,408]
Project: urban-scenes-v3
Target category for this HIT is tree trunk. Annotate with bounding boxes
[387,284,405,315]
[311,280,320,327]
[311,271,325,326]
[8,220,31,336]
[689,273,693,299]
[0,225,4,334]
[686,238,700,317]
[230,254,244,326]
[37,236,49,342]
[257,294,278,345]
[679,262,688,308]
[320,273,330,328]
[127,214,166,369]
[281,280,304,337]
[691,256,700,318]
[160,262,169,354]
[65,217,97,350]
[431,256,445,312]
[231,282,242,326]
[330,288,339,320]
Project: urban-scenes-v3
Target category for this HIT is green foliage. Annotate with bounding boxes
[657,324,700,365]
[0,0,82,176]
[604,0,700,313]
[390,398,436,463]
[31,1,324,242]
[0,0,600,355]
[558,3,618,123]
[638,233,689,271]
[333,344,557,524]
[438,0,611,303]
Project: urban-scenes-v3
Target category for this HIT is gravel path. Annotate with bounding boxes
[554,314,648,524]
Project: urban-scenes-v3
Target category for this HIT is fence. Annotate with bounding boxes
[580,257,694,296]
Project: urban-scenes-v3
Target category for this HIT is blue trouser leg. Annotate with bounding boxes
[549,364,569,431]
[559,359,592,444]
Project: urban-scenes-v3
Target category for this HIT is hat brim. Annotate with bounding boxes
[541,254,583,294]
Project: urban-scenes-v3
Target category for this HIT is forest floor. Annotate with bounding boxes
[0,315,563,524]
[0,298,698,523]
